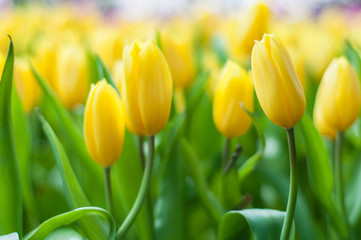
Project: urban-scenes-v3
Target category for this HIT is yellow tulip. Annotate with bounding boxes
[213,60,253,138]
[55,44,89,108]
[161,32,196,88]
[14,59,41,113]
[314,57,360,132]
[122,40,173,136]
[251,33,306,128]
[33,39,57,88]
[84,80,125,167]
[0,53,5,75]
[313,101,336,140]
[231,3,269,59]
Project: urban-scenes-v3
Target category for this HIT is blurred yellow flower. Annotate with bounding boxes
[251,33,305,128]
[122,40,173,136]
[161,31,196,89]
[55,44,89,108]
[213,60,253,138]
[314,57,360,132]
[113,60,124,93]
[14,59,41,113]
[84,80,125,167]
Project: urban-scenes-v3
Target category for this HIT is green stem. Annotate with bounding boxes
[138,136,145,169]
[335,132,350,239]
[116,136,155,239]
[222,138,231,168]
[138,135,155,239]
[280,128,298,240]
[104,167,114,217]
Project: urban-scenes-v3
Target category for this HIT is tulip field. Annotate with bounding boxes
[2,1,361,239]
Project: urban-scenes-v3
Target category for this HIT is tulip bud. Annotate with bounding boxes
[213,60,253,138]
[313,101,336,140]
[251,33,306,128]
[314,57,360,132]
[55,44,89,108]
[122,40,173,136]
[14,59,41,113]
[161,32,196,88]
[84,80,125,167]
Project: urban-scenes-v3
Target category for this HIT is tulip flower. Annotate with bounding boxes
[160,31,196,89]
[33,39,57,88]
[55,44,89,108]
[230,3,269,60]
[122,40,173,136]
[251,33,306,128]
[84,79,124,167]
[14,59,41,113]
[315,57,360,132]
[252,33,305,240]
[84,79,125,216]
[113,60,124,93]
[213,60,253,138]
[313,57,360,239]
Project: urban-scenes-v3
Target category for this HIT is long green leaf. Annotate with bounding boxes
[44,227,85,240]
[218,209,286,240]
[11,89,39,229]
[39,115,109,240]
[181,138,224,222]
[23,207,115,240]
[0,36,22,236]
[237,103,265,183]
[30,64,104,207]
[298,114,333,210]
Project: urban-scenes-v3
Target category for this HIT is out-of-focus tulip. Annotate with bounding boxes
[113,60,124,93]
[90,30,123,69]
[314,57,360,132]
[230,3,269,59]
[0,53,5,75]
[251,33,306,128]
[122,40,173,136]
[84,80,125,167]
[161,32,196,88]
[55,44,89,108]
[213,60,253,138]
[14,59,41,113]
[33,39,57,88]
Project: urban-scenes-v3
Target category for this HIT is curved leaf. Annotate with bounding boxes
[297,114,334,211]
[237,104,265,183]
[23,207,115,240]
[39,115,108,240]
[218,209,286,240]
[30,64,104,207]
[0,36,22,236]
[181,138,224,222]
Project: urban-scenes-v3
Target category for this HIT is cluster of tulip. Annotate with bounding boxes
[2,2,361,240]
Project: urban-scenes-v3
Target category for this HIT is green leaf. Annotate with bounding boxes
[30,64,105,207]
[217,209,286,240]
[95,55,119,95]
[181,138,224,222]
[11,89,39,229]
[23,207,115,240]
[343,40,361,80]
[237,104,265,183]
[0,36,22,236]
[39,115,109,240]
[155,114,186,240]
[297,114,333,211]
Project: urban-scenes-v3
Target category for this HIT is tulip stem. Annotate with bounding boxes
[222,138,231,168]
[138,135,155,239]
[138,136,145,169]
[280,128,298,240]
[335,132,350,238]
[104,167,114,217]
[117,136,155,239]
